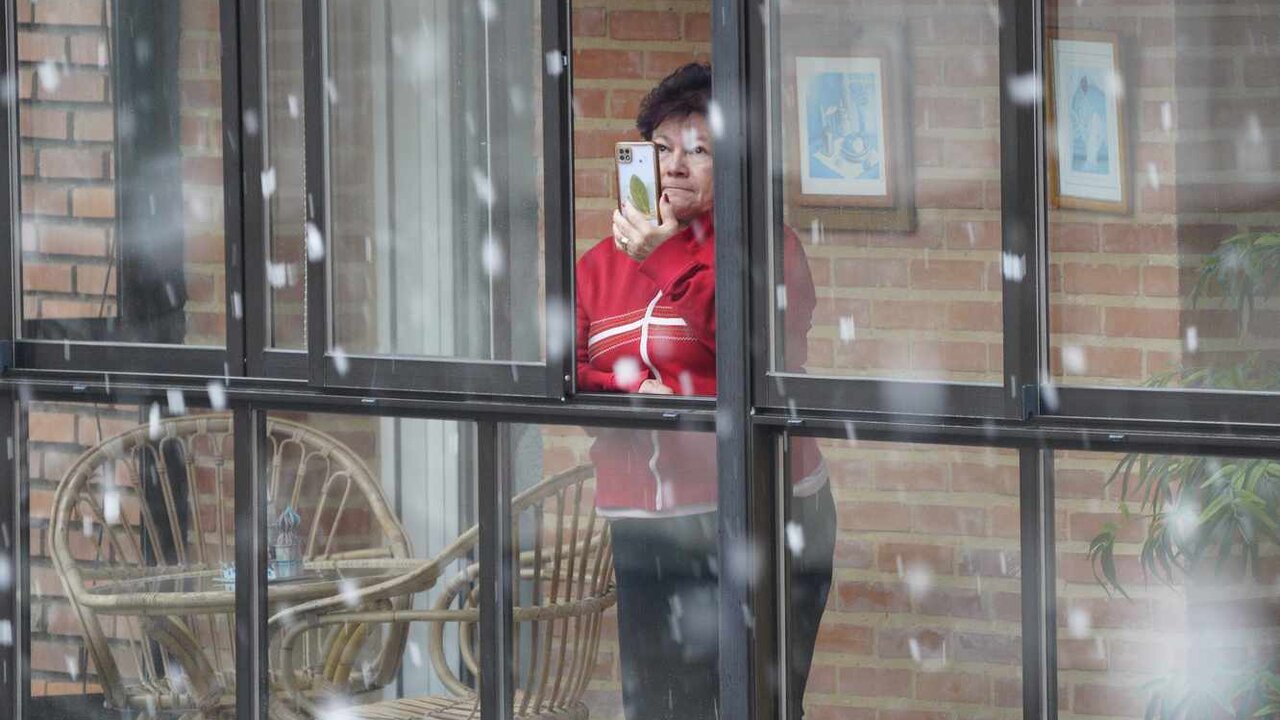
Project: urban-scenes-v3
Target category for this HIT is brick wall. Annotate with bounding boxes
[15,0,227,345]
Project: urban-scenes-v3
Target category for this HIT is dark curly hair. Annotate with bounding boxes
[636,62,711,140]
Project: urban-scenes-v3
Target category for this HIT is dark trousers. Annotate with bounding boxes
[610,484,836,720]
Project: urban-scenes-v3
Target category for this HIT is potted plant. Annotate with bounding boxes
[1088,231,1280,719]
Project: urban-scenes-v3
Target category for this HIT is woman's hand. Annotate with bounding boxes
[613,194,678,262]
[636,379,675,394]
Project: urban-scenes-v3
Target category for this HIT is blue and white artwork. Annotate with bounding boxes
[797,56,889,198]
[1052,37,1125,205]
[1067,69,1110,174]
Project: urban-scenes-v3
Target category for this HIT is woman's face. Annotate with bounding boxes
[652,113,714,224]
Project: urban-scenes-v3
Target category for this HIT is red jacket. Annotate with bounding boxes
[575,213,827,515]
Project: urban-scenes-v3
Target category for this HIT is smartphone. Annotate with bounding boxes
[616,141,662,226]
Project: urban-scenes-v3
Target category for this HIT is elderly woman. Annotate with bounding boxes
[575,63,835,719]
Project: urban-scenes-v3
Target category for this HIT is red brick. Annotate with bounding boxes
[38,222,108,256]
[914,505,986,536]
[833,538,874,569]
[73,109,114,141]
[813,623,874,655]
[836,667,911,697]
[1068,511,1145,543]
[28,411,78,443]
[36,70,105,102]
[24,184,69,216]
[834,257,908,288]
[947,301,1002,332]
[573,49,643,80]
[874,458,947,491]
[572,8,606,37]
[911,340,988,373]
[917,671,989,704]
[68,33,105,66]
[807,706,875,720]
[574,128,630,160]
[916,587,989,620]
[876,627,946,660]
[24,263,73,292]
[71,186,115,218]
[927,97,982,129]
[876,542,953,574]
[18,31,67,62]
[609,89,648,120]
[19,107,68,140]
[75,264,116,294]
[1101,223,1176,254]
[180,0,220,30]
[1073,683,1148,717]
[945,219,1000,250]
[643,50,708,80]
[180,79,222,108]
[908,258,985,290]
[944,53,998,85]
[916,178,984,209]
[1049,222,1100,252]
[871,300,942,330]
[33,0,104,25]
[40,147,106,179]
[836,580,910,612]
[1060,263,1139,296]
[1140,265,1179,297]
[572,89,606,118]
[836,501,909,532]
[609,11,680,41]
[1057,638,1109,671]
[952,461,1016,495]
[1103,307,1179,339]
[684,13,711,43]
[574,169,611,198]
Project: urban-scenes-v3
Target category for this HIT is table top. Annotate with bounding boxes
[81,560,419,612]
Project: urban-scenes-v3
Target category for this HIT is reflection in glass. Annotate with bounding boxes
[24,403,234,717]
[16,1,226,345]
[1055,451,1280,719]
[791,440,1021,718]
[264,0,307,350]
[325,1,544,361]
[770,1,1004,384]
[1047,3,1280,390]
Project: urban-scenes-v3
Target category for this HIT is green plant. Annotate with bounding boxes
[1085,230,1280,720]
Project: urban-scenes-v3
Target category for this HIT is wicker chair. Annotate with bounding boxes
[50,412,414,719]
[272,464,616,720]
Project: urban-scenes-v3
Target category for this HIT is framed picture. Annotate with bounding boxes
[1046,29,1130,214]
[782,22,914,232]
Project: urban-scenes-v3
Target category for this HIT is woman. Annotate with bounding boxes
[575,63,836,720]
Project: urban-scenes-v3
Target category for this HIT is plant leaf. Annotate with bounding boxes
[629,175,652,216]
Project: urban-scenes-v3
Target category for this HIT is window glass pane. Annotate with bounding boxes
[1047,3,1280,390]
[770,2,1004,384]
[264,0,306,350]
[519,422,716,718]
[325,1,545,362]
[570,1,716,396]
[15,0,226,346]
[22,402,234,717]
[789,439,1021,717]
[1053,450,1279,718]
[263,411,482,717]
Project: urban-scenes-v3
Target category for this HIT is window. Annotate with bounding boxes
[2,1,1278,719]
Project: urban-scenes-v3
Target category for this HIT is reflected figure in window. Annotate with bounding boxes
[575,63,836,720]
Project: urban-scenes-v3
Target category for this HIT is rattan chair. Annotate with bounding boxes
[50,412,414,719]
[272,464,616,720]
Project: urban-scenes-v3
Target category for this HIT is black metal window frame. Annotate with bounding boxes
[0,1,1278,720]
